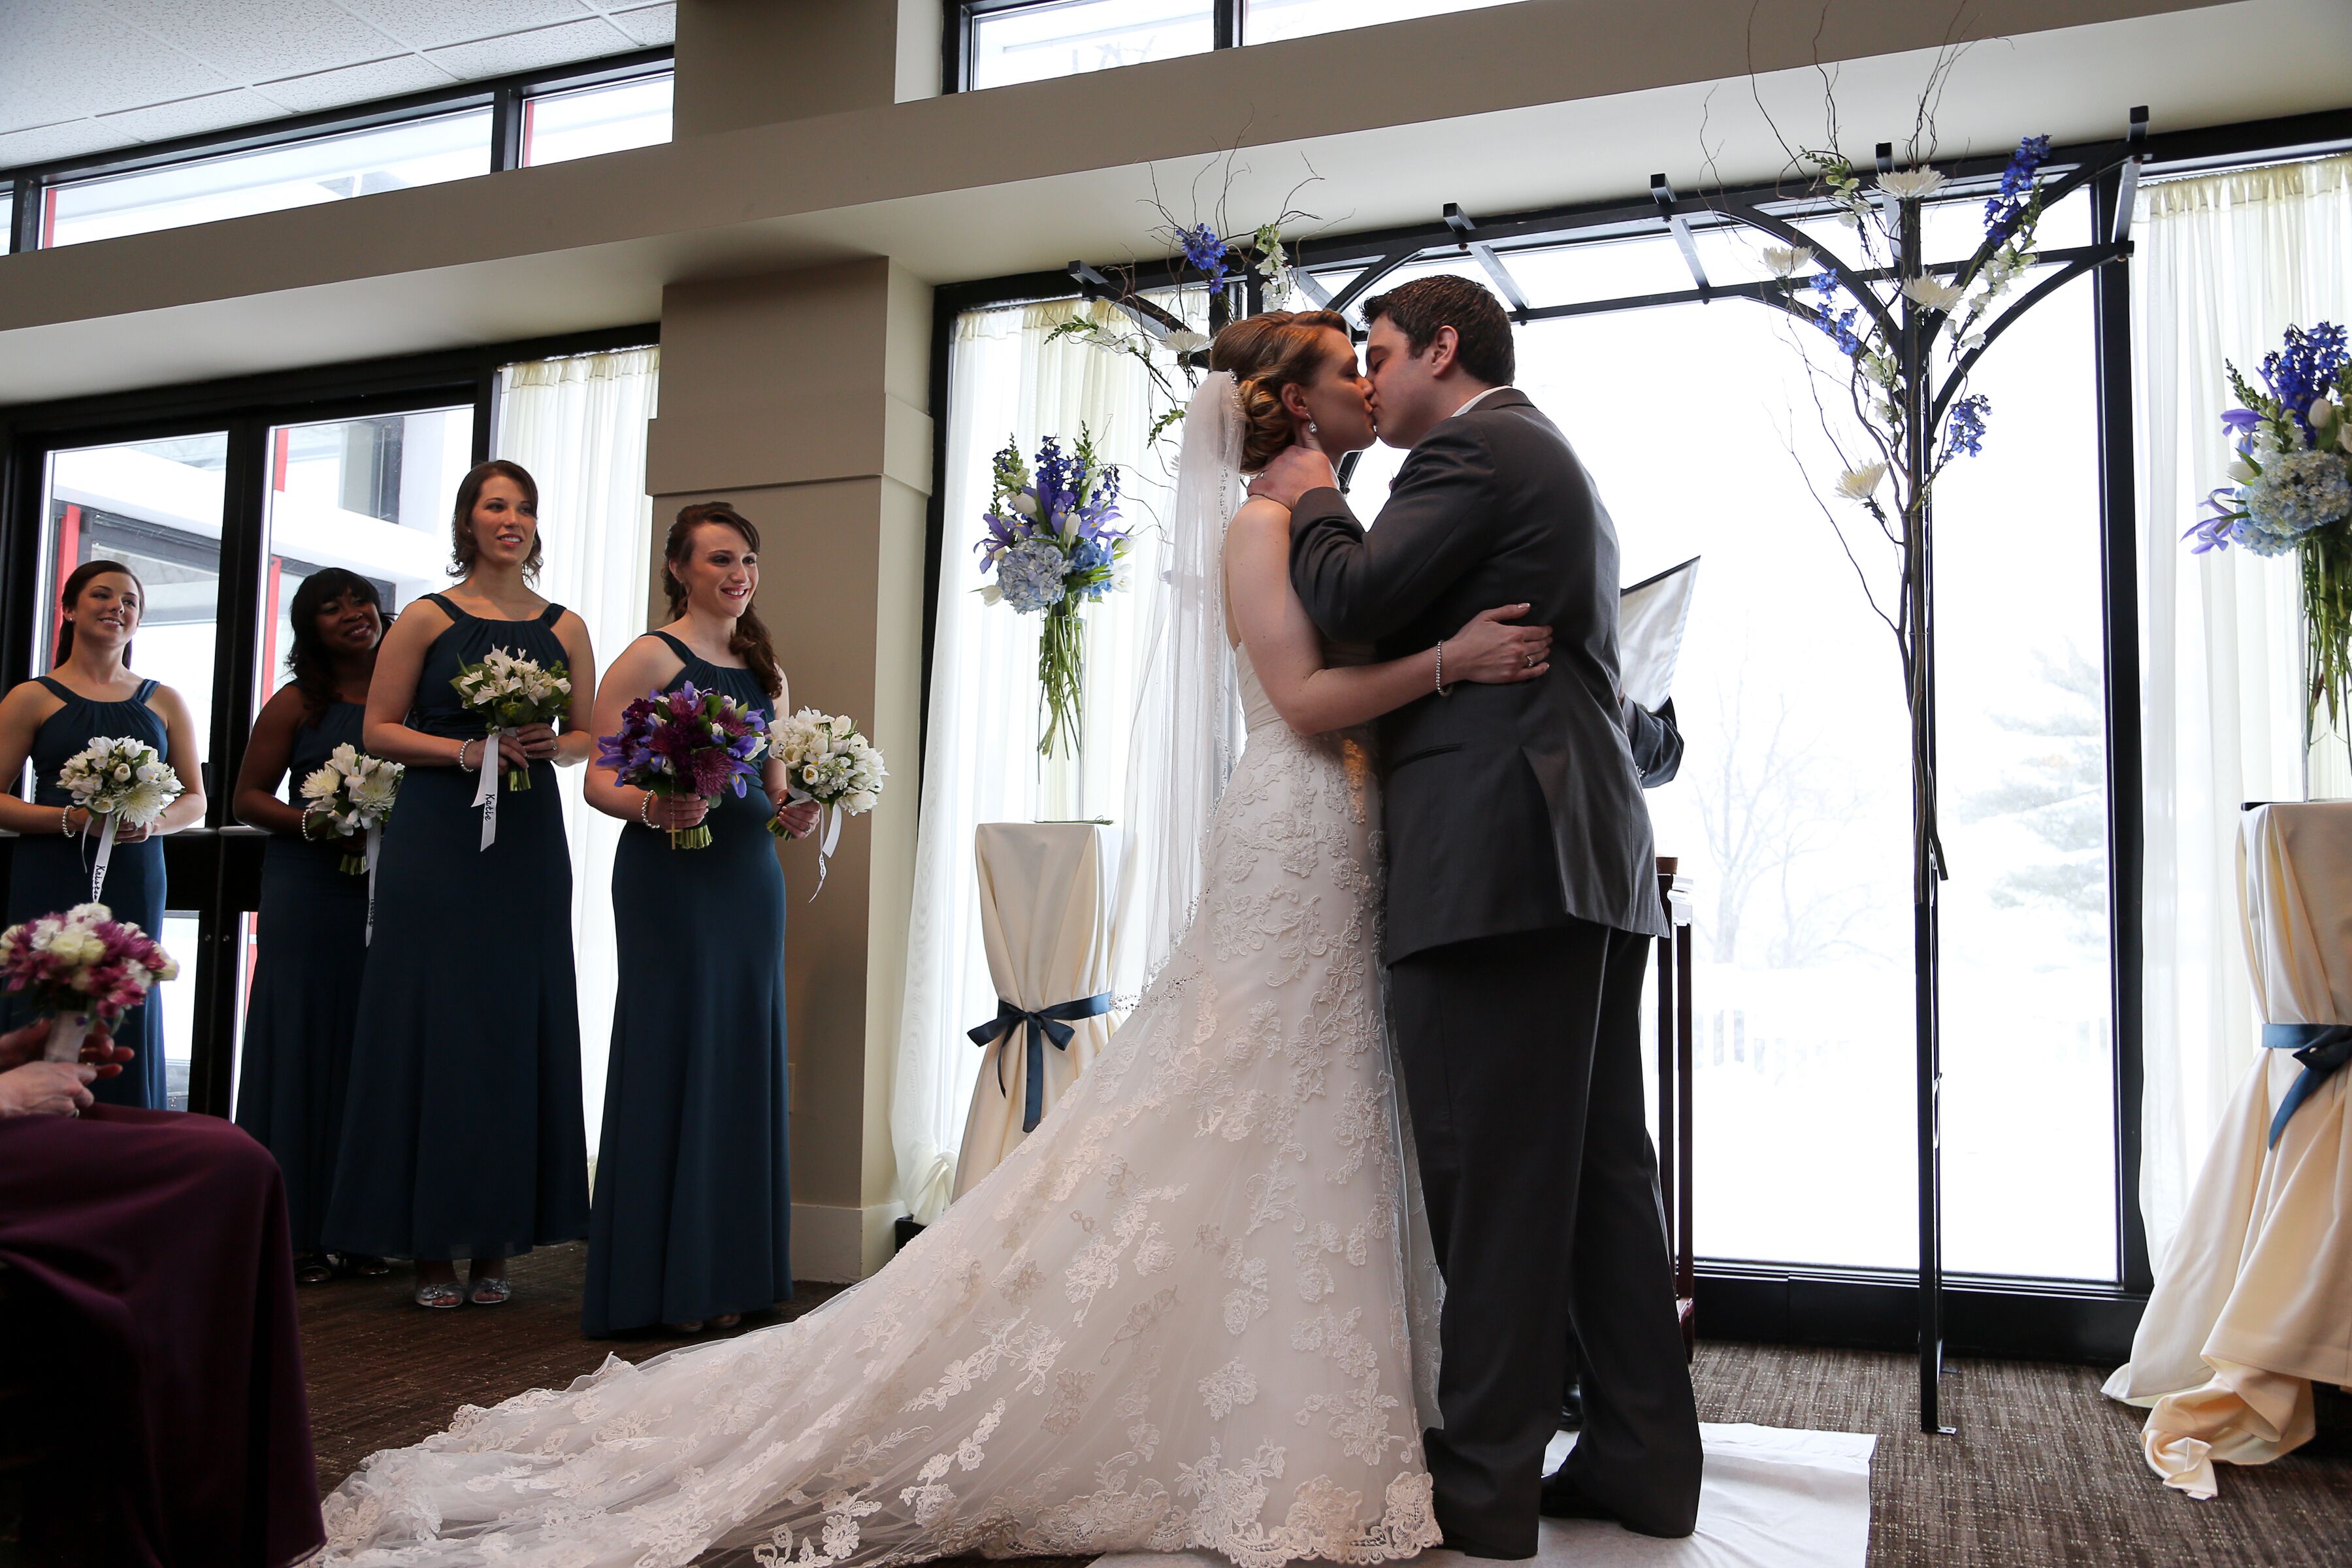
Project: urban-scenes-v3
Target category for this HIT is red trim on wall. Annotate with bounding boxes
[260,555,284,697]
[272,427,291,492]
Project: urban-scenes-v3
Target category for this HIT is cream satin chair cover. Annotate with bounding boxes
[2105,802,2352,1497]
[951,822,1120,1199]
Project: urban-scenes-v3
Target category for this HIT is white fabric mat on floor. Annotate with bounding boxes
[1098,1423,1874,1568]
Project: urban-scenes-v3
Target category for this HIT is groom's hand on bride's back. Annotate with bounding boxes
[1248,444,1338,509]
[1445,604,1553,684]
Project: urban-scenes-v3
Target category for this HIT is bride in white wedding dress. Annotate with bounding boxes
[320,312,1555,1568]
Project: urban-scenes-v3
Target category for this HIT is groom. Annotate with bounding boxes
[1254,276,1703,1554]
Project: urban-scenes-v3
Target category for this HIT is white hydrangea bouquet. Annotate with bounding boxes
[0,901,178,1064]
[57,736,185,902]
[449,646,572,792]
[299,743,404,874]
[767,707,886,896]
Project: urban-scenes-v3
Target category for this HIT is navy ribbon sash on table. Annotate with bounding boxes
[968,992,1113,1133]
[2264,1023,2352,1147]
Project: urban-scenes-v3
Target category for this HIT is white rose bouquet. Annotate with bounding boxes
[299,743,405,875]
[57,736,185,902]
[449,646,571,792]
[766,708,886,896]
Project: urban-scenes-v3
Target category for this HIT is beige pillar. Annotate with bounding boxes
[673,0,942,135]
[646,258,932,1280]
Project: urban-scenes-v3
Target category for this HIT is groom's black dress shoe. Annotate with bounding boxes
[1539,1466,1695,1540]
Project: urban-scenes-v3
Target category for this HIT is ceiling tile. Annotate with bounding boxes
[254,53,459,116]
[0,119,132,169]
[95,87,292,144]
[0,7,229,131]
[95,0,406,84]
[332,0,596,52]
[607,4,675,48]
[425,16,639,81]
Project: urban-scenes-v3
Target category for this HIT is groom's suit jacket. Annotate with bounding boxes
[1290,389,1667,961]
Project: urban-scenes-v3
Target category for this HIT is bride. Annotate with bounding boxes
[321,310,1555,1567]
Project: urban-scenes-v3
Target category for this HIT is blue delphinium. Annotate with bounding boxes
[1810,272,1864,357]
[1180,224,1231,288]
[1984,134,2052,242]
[1945,394,1990,459]
[2259,323,2349,443]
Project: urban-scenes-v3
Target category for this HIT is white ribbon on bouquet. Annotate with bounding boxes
[472,729,501,851]
[786,787,844,900]
[363,822,384,944]
[87,813,119,904]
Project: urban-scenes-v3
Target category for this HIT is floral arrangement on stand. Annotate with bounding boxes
[595,683,770,850]
[57,735,185,902]
[2185,322,2352,740]
[767,708,886,898]
[977,429,1131,762]
[449,647,571,792]
[0,902,177,1064]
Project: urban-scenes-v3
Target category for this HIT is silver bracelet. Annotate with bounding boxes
[639,790,657,828]
[1435,640,1452,699]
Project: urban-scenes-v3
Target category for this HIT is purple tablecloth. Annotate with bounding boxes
[0,1105,324,1567]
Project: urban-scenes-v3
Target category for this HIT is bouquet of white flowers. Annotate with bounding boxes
[449,647,571,792]
[299,741,405,904]
[57,736,185,902]
[766,708,885,896]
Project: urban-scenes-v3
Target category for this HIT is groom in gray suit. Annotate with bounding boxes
[1252,276,1702,1554]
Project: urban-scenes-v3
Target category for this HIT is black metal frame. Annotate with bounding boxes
[0,323,656,1117]
[919,105,2352,1364]
[3,49,674,254]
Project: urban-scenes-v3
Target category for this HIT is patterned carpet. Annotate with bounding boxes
[299,1242,2349,1567]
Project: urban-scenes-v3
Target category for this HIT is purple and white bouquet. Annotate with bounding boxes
[0,902,177,1064]
[2185,322,2352,733]
[596,683,769,850]
[449,647,571,792]
[977,429,1130,759]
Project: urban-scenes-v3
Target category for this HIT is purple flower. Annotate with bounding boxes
[2259,323,2349,442]
[1180,224,1230,288]
[1946,393,1991,459]
[1984,134,2052,242]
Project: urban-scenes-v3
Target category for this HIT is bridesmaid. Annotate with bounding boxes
[323,460,597,1311]
[0,561,206,1109]
[581,502,817,1335]
[232,568,389,1285]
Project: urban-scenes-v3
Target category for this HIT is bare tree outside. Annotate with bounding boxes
[1957,645,2109,948]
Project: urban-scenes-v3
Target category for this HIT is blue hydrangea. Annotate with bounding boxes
[994,537,1069,614]
[2241,449,2352,552]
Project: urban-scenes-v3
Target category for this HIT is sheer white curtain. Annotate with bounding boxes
[2134,155,2351,1258]
[495,346,660,1156]
[890,301,1175,1222]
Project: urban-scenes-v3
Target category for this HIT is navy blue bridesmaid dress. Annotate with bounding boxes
[322,596,591,1262]
[583,631,791,1334]
[3,676,172,1111]
[234,698,369,1253]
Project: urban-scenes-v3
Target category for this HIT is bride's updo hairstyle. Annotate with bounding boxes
[1209,310,1351,474]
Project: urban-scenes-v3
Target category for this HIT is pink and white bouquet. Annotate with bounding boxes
[57,735,184,902]
[0,902,178,1064]
[449,647,571,792]
[595,682,769,850]
[299,743,405,875]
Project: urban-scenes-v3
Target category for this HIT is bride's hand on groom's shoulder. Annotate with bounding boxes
[1248,444,1337,510]
[1445,604,1553,685]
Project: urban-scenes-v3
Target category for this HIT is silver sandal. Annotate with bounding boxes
[414,1282,463,1310]
[468,1275,512,1306]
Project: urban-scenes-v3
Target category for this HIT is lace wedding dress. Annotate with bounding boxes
[321,394,1446,1568]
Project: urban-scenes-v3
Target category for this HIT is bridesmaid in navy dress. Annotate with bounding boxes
[0,561,207,1110]
[232,568,389,1285]
[581,502,817,1335]
[323,460,598,1311]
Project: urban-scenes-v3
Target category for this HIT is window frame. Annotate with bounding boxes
[0,322,657,1116]
[921,105,2352,1359]
[947,0,1237,93]
[3,49,674,255]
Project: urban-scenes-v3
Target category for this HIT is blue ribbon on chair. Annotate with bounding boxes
[2263,1022,2352,1147]
[968,992,1113,1133]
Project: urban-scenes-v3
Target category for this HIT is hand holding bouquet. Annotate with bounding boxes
[449,647,572,791]
[0,902,177,1065]
[299,743,405,874]
[766,708,885,896]
[57,736,185,902]
[596,683,769,850]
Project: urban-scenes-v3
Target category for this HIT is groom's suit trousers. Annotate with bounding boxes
[1390,917,1703,1553]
